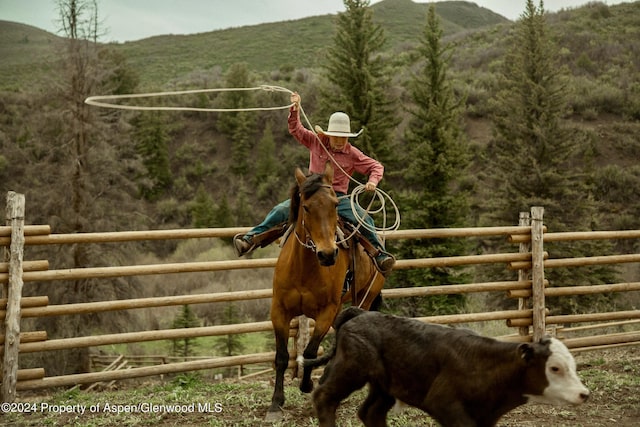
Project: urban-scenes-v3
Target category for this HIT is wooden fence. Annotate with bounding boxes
[1,191,639,402]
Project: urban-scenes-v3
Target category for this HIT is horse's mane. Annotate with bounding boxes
[288,171,326,224]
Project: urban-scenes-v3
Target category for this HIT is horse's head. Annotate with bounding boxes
[290,162,339,266]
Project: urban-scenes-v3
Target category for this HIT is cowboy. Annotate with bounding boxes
[233,92,395,274]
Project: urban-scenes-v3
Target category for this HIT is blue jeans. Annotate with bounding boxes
[246,196,386,251]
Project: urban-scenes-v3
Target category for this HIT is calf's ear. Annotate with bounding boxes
[518,343,535,363]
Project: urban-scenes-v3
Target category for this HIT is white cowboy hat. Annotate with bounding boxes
[316,112,363,138]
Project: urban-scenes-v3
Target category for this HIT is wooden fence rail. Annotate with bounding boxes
[1,194,639,401]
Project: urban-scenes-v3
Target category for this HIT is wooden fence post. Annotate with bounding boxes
[531,206,545,341]
[518,212,531,336]
[2,192,25,402]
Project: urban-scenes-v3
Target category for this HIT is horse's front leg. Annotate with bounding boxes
[300,307,339,393]
[266,309,291,421]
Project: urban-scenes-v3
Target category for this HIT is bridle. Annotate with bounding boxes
[293,184,336,253]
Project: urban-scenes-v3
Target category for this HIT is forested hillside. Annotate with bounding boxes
[2,1,638,232]
[1,0,639,375]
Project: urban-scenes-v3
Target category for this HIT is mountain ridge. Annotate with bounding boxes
[0,0,509,90]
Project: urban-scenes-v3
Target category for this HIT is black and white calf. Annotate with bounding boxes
[306,307,589,427]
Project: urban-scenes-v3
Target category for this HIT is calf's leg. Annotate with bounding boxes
[312,354,368,427]
[313,383,355,427]
[358,385,395,427]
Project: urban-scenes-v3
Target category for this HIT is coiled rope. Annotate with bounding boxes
[84,85,400,236]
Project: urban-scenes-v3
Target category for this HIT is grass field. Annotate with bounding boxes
[3,346,638,426]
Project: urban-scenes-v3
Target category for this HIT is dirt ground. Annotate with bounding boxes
[2,346,639,427]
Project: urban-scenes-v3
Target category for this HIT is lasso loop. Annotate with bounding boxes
[84,85,295,112]
[84,84,400,235]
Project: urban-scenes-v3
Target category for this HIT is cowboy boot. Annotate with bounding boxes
[374,251,396,275]
[233,222,289,257]
[233,234,257,257]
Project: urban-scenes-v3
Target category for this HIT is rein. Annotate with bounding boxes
[294,222,317,252]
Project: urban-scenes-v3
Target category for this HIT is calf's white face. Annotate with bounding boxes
[528,338,590,406]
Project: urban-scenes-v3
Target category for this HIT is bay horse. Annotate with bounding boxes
[266,162,386,420]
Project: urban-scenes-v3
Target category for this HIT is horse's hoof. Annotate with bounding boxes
[265,409,284,422]
[300,379,314,394]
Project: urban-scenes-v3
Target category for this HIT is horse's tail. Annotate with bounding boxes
[303,307,367,369]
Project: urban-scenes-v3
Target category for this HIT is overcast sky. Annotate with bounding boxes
[1,0,633,42]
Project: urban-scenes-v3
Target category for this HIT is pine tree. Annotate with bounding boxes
[386,5,470,317]
[216,63,255,176]
[488,0,578,225]
[171,305,201,359]
[97,49,139,95]
[213,303,246,377]
[255,121,280,203]
[233,182,253,228]
[255,122,276,181]
[322,0,398,168]
[213,304,245,357]
[486,0,618,313]
[190,184,216,228]
[213,193,233,228]
[133,111,172,200]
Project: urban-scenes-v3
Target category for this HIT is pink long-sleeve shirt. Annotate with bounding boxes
[288,108,384,194]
